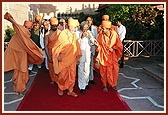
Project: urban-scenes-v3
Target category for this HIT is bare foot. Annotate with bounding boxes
[17,92,23,96]
[58,88,63,96]
[67,91,78,97]
[103,87,108,92]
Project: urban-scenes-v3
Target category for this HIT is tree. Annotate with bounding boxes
[4,26,15,42]
[94,4,164,40]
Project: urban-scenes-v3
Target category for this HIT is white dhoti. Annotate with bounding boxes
[78,61,90,90]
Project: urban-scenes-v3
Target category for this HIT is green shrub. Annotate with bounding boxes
[4,26,15,42]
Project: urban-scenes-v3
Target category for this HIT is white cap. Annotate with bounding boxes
[43,15,51,20]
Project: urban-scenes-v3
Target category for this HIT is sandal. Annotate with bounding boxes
[67,91,78,97]
[58,88,63,96]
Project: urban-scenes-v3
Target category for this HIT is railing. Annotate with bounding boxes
[123,40,164,57]
[4,40,164,57]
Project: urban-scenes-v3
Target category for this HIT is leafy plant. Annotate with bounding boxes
[92,4,164,40]
[4,26,15,42]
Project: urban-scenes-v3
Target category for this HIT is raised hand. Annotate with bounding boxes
[87,32,91,39]
[94,39,99,46]
[4,12,13,21]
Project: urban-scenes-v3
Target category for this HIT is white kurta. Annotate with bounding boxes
[117,24,126,42]
[77,30,94,89]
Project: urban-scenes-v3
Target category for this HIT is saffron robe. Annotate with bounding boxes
[52,29,82,92]
[4,18,44,93]
[96,30,123,87]
[47,30,61,82]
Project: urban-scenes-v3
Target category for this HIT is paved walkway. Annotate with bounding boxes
[117,56,164,111]
[3,56,165,112]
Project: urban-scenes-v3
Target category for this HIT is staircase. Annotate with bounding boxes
[143,63,164,84]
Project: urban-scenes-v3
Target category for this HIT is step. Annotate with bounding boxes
[157,63,164,72]
[143,65,164,84]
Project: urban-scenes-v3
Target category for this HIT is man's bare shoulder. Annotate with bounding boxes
[45,31,54,38]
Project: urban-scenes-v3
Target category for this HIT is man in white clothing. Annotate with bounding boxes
[40,21,50,70]
[116,18,126,68]
[77,21,96,94]
[86,16,98,84]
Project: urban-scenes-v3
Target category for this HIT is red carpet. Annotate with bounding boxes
[17,68,131,111]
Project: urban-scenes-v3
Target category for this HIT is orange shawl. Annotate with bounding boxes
[48,30,61,57]
[96,30,123,66]
[52,29,82,74]
[47,30,61,82]
[4,17,44,93]
[4,21,44,72]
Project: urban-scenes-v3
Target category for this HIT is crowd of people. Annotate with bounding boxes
[4,12,126,97]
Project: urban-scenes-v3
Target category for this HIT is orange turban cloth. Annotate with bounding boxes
[101,21,111,28]
[35,15,41,21]
[50,17,58,25]
[102,15,109,20]
[68,18,76,27]
[23,20,33,28]
[74,19,79,27]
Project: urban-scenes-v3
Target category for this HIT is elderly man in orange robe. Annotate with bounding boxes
[44,17,61,84]
[98,15,117,34]
[4,12,44,95]
[52,18,82,97]
[94,20,123,92]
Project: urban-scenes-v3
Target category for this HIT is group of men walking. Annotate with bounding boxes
[4,12,126,97]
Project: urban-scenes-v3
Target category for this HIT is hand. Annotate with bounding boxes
[57,55,62,62]
[48,56,52,62]
[87,32,91,39]
[81,32,87,38]
[95,60,100,69]
[109,48,114,52]
[4,12,13,21]
[76,60,80,65]
[118,58,121,61]
[76,57,80,65]
[94,40,99,46]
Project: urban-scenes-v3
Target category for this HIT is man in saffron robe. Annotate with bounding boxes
[4,12,44,95]
[52,18,82,97]
[44,17,61,84]
[94,20,123,92]
[98,15,117,34]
